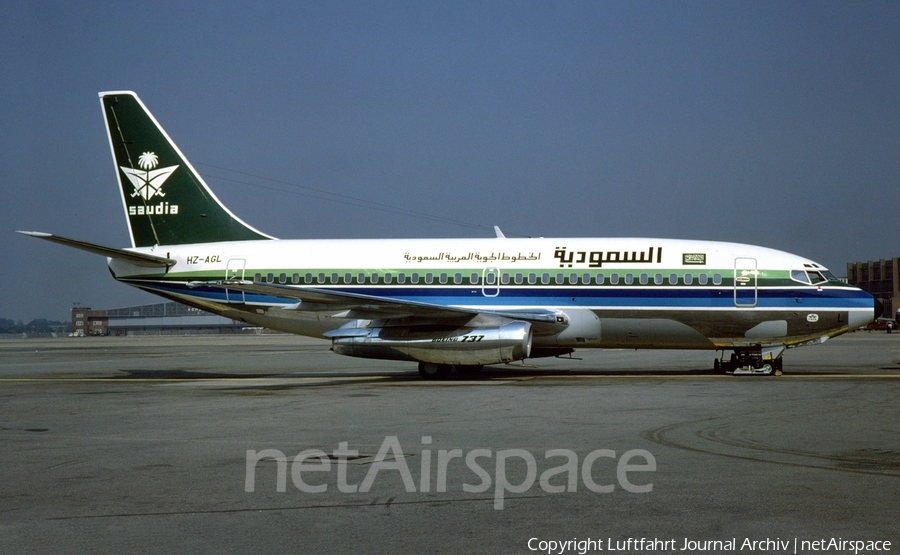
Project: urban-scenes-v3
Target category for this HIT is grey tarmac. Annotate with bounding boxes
[0,332,898,554]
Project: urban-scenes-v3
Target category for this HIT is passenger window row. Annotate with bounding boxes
[251,271,726,286]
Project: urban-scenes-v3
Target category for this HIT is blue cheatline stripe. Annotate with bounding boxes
[124,279,873,311]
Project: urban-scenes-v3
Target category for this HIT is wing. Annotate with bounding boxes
[195,279,568,331]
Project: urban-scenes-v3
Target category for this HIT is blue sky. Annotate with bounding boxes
[3,1,899,321]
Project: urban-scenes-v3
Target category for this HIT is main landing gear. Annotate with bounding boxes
[714,346,784,376]
[417,362,484,380]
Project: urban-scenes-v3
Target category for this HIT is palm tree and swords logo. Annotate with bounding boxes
[120,152,180,215]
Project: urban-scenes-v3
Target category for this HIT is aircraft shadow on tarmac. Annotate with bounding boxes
[116,366,722,384]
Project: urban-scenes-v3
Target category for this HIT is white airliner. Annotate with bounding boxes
[18,91,878,378]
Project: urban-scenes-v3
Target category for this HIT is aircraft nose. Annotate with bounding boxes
[849,296,881,330]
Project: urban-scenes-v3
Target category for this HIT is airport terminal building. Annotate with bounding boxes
[71,302,250,336]
[846,258,900,319]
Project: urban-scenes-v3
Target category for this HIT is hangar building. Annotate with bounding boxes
[71,302,249,336]
[846,258,900,319]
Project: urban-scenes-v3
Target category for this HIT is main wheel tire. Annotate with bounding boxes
[418,362,452,380]
[456,364,484,376]
[418,362,438,379]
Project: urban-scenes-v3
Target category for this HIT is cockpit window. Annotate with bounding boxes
[790,270,810,284]
[791,269,830,285]
[808,271,827,285]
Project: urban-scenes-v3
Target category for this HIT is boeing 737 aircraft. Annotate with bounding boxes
[19,91,878,378]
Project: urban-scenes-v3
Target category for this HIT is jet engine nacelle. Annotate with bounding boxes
[329,321,532,366]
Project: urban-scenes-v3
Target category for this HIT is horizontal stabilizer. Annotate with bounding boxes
[16,231,175,267]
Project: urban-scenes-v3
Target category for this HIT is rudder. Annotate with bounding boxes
[100,91,274,247]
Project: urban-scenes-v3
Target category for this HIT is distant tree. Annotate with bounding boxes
[24,319,69,333]
[0,318,68,334]
[0,318,23,333]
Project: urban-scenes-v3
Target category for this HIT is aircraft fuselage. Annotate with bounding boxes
[109,236,872,353]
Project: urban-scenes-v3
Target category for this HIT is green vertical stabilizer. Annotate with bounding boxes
[100,91,274,247]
